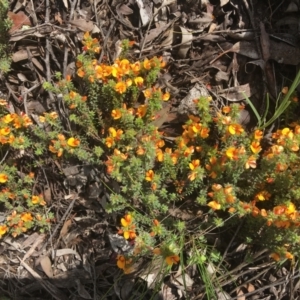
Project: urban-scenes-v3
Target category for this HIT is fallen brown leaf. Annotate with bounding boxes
[7,11,31,34]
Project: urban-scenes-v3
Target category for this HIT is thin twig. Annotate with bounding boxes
[98,19,116,63]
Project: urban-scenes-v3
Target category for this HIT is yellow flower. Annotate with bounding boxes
[162,92,170,101]
[165,255,180,266]
[22,114,33,127]
[136,146,146,155]
[254,130,263,140]
[0,225,7,236]
[143,89,152,98]
[39,116,46,123]
[0,173,8,183]
[50,112,59,119]
[286,203,296,215]
[105,137,114,148]
[69,91,78,99]
[0,127,10,136]
[121,214,132,227]
[189,159,200,170]
[119,59,130,73]
[83,31,90,40]
[207,201,221,210]
[77,68,85,77]
[228,124,244,135]
[134,76,144,86]
[126,78,132,87]
[131,61,140,73]
[102,65,112,77]
[156,149,164,162]
[123,229,136,240]
[226,147,239,160]
[21,212,33,222]
[111,109,122,120]
[143,58,152,70]
[116,129,123,140]
[255,191,271,201]
[115,81,127,94]
[32,195,40,204]
[145,170,155,181]
[250,141,262,154]
[67,137,80,148]
[200,127,210,138]
[136,105,147,118]
[2,114,16,123]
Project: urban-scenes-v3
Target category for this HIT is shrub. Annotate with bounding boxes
[0,32,299,284]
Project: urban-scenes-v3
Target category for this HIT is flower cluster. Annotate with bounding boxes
[0,112,32,146]
[2,210,50,238]
[115,214,179,273]
[49,134,80,157]
[118,214,136,240]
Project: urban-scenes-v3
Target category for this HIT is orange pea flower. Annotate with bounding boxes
[136,146,146,155]
[226,147,239,160]
[0,174,8,183]
[77,68,85,77]
[254,130,263,140]
[255,191,271,201]
[200,127,210,138]
[115,81,127,94]
[105,137,114,148]
[134,77,144,86]
[131,61,140,73]
[145,170,155,181]
[245,156,257,169]
[0,127,10,136]
[165,254,180,266]
[126,78,132,87]
[156,149,164,162]
[285,252,293,260]
[2,114,16,123]
[121,214,132,227]
[116,255,133,273]
[228,124,244,135]
[67,137,80,147]
[111,109,122,120]
[143,89,152,98]
[0,225,8,236]
[117,254,126,269]
[250,141,262,154]
[136,105,147,118]
[189,159,200,170]
[270,252,281,261]
[162,92,170,101]
[21,212,33,222]
[143,58,152,70]
[222,106,231,113]
[207,201,221,210]
[32,195,40,205]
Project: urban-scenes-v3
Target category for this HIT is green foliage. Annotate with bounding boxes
[0,0,11,73]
